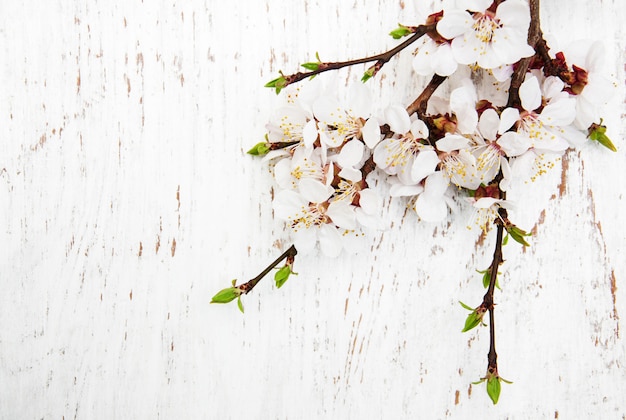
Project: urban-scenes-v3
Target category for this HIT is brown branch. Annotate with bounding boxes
[506,0,543,108]
[406,74,447,117]
[489,1,543,375]
[238,245,298,294]
[281,24,436,87]
[483,208,506,377]
[269,140,300,150]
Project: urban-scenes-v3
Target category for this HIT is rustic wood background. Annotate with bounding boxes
[1,0,625,418]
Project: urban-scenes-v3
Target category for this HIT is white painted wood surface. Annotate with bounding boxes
[1,1,625,418]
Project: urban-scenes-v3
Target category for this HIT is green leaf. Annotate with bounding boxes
[210,286,241,304]
[478,268,500,290]
[361,67,375,83]
[506,225,531,247]
[502,233,509,246]
[487,376,501,405]
[389,25,412,39]
[588,120,617,152]
[482,270,490,289]
[462,312,481,332]
[247,141,270,156]
[264,75,287,94]
[459,300,474,311]
[274,265,292,289]
[301,62,320,71]
[237,296,244,313]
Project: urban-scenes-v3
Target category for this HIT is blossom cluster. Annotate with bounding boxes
[254,0,614,257]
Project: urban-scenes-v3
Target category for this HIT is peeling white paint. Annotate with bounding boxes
[1,1,625,418]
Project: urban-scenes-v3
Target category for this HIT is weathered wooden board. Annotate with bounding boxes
[1,0,625,418]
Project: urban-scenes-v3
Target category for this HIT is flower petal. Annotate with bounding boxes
[337,140,365,168]
[496,0,531,29]
[293,227,318,255]
[411,150,440,184]
[385,105,411,134]
[318,225,342,257]
[412,39,437,76]
[491,65,514,82]
[542,76,565,99]
[327,201,356,230]
[362,117,382,149]
[273,189,307,220]
[338,167,362,182]
[424,171,448,196]
[437,10,473,40]
[450,33,481,65]
[274,158,295,189]
[437,134,469,152]
[303,120,318,148]
[299,178,333,203]
[497,131,529,156]
[410,119,429,139]
[357,189,382,214]
[498,107,520,133]
[467,0,493,11]
[373,138,399,173]
[540,98,576,126]
[520,76,542,112]
[433,43,458,76]
[313,96,341,125]
[348,84,372,118]
[478,108,500,141]
[389,182,423,197]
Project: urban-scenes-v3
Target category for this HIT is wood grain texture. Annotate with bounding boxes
[1,1,625,418]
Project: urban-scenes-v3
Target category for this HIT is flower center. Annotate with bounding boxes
[518,112,558,147]
[279,117,306,142]
[472,12,500,43]
[291,159,322,181]
[476,142,503,174]
[333,180,360,203]
[383,134,423,169]
[290,203,330,230]
[443,153,469,181]
[327,114,362,142]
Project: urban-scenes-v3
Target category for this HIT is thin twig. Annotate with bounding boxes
[282,24,436,87]
[483,208,506,376]
[507,0,543,108]
[239,245,298,294]
[406,74,447,117]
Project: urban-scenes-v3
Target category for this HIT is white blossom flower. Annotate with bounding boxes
[436,134,482,190]
[274,147,332,190]
[354,188,383,229]
[514,74,578,152]
[561,40,616,130]
[437,0,535,69]
[312,83,381,149]
[472,108,524,185]
[504,148,560,191]
[412,36,458,77]
[265,105,318,160]
[333,139,367,182]
[374,109,439,186]
[273,185,356,257]
[414,171,453,222]
[466,196,512,232]
[449,81,479,134]
[329,146,383,230]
